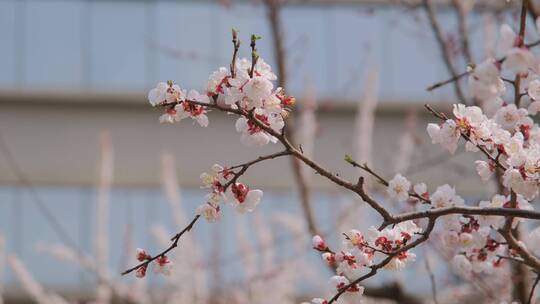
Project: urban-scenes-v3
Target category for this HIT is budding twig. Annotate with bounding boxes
[345,155,431,205]
[249,34,260,78]
[121,214,201,276]
[230,29,240,78]
[422,0,466,102]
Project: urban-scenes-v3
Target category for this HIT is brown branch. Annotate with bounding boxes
[223,150,293,189]
[514,227,530,303]
[427,70,470,91]
[249,34,259,78]
[264,0,287,89]
[497,189,540,274]
[228,150,292,171]
[499,227,540,271]
[121,214,201,276]
[229,29,240,78]
[515,0,530,110]
[423,0,467,102]
[389,206,540,225]
[345,157,389,187]
[497,255,528,265]
[452,0,472,64]
[345,156,431,204]
[355,177,394,222]
[503,1,531,298]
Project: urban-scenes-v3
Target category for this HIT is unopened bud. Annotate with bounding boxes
[282,96,296,106]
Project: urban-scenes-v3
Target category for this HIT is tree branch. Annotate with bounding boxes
[423,0,467,102]
[121,214,201,276]
[452,0,472,64]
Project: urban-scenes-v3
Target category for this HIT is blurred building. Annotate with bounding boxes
[0,0,513,299]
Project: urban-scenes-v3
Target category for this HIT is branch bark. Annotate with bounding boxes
[423,0,467,102]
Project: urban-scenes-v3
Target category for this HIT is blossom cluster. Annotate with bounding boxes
[136,21,540,301]
[386,171,533,279]
[197,164,263,222]
[468,21,540,110]
[428,24,540,201]
[418,22,540,277]
[447,24,540,198]
[148,56,294,147]
[427,103,540,200]
[147,50,293,224]
[342,22,540,291]
[137,43,299,280]
[133,248,172,279]
[309,221,422,303]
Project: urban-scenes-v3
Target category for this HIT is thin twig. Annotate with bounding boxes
[423,0,466,102]
[390,206,540,224]
[452,0,472,64]
[515,0,530,109]
[427,70,470,91]
[249,34,259,78]
[121,215,200,276]
[345,156,431,204]
[229,29,240,78]
[228,150,291,171]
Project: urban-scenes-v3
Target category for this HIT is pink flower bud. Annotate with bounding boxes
[136,248,150,262]
[312,235,327,251]
[232,183,249,203]
[135,265,147,278]
[154,255,173,276]
[156,255,171,266]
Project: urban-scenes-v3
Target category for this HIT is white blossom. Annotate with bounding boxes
[196,203,221,223]
[431,184,464,208]
[226,183,263,213]
[387,174,411,202]
[468,59,505,101]
[427,120,460,154]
